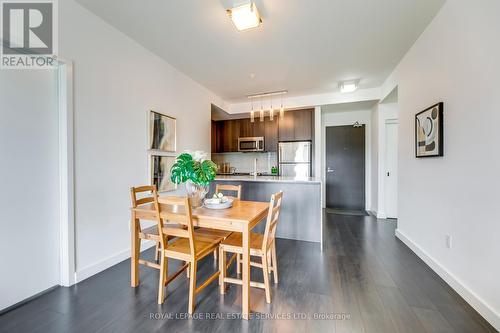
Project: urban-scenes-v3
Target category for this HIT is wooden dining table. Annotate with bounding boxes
[130,198,269,320]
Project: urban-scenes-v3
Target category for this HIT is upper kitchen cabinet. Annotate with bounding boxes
[213,118,273,153]
[215,119,240,152]
[239,118,253,137]
[240,118,274,151]
[278,108,314,141]
[251,119,265,138]
[212,112,305,153]
[238,117,265,138]
[264,118,278,151]
[211,120,217,153]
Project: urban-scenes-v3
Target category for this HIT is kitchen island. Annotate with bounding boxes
[210,175,322,246]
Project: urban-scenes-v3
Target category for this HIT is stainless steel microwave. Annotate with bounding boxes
[238,137,264,152]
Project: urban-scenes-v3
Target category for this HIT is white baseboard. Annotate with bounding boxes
[377,211,387,219]
[395,229,500,331]
[74,241,156,283]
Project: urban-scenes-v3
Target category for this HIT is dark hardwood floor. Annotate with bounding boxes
[1,213,496,333]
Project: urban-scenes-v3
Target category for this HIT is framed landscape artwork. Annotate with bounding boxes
[149,110,176,152]
[415,102,443,158]
[151,155,177,192]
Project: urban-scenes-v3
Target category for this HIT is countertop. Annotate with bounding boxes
[214,174,321,184]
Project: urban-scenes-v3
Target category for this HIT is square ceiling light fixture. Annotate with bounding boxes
[227,2,262,31]
[339,80,359,93]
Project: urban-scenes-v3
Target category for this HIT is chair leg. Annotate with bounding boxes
[213,249,218,262]
[267,251,272,273]
[271,242,278,284]
[262,254,271,304]
[237,254,241,275]
[186,261,190,278]
[157,254,167,304]
[219,248,226,293]
[188,261,197,314]
[154,242,159,261]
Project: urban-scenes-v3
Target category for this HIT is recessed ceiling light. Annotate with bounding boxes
[227,2,262,31]
[339,80,359,93]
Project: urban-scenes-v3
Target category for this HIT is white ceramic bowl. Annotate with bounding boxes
[204,198,233,210]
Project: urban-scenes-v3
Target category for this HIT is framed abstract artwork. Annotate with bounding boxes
[150,155,177,192]
[149,110,176,152]
[415,102,443,158]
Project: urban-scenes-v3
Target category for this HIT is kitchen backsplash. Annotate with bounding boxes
[212,152,277,174]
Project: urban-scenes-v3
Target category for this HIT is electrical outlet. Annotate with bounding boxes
[445,235,452,249]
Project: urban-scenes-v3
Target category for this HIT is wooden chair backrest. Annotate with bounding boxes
[130,185,156,208]
[215,184,242,199]
[153,195,196,256]
[262,191,283,252]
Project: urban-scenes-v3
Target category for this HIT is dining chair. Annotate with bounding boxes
[218,191,283,303]
[196,184,243,261]
[215,184,242,199]
[153,194,223,314]
[130,185,163,270]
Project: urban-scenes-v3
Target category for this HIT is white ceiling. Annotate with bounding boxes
[76,0,445,103]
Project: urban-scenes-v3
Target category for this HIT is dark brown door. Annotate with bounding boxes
[325,125,365,210]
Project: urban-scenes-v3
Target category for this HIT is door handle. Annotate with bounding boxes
[327,167,334,173]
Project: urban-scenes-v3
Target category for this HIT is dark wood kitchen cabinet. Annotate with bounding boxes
[253,120,265,138]
[264,118,278,152]
[215,120,240,152]
[238,118,275,151]
[237,117,264,137]
[227,120,241,152]
[211,121,217,153]
[239,118,253,137]
[278,108,313,141]
[213,111,308,153]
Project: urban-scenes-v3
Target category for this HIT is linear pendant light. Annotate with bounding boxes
[247,90,287,123]
[260,97,264,122]
[269,96,274,121]
[250,98,254,122]
[280,94,285,119]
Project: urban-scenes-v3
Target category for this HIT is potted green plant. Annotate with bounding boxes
[170,151,218,207]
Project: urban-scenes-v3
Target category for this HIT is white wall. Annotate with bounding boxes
[0,71,60,310]
[59,0,226,281]
[320,103,375,209]
[385,0,500,329]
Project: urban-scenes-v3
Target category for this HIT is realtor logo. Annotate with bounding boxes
[1,0,57,69]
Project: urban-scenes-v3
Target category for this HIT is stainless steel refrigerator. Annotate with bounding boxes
[278,141,312,177]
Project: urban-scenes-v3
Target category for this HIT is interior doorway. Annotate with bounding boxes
[325,125,366,212]
[0,69,60,311]
[0,60,75,313]
[385,120,398,218]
